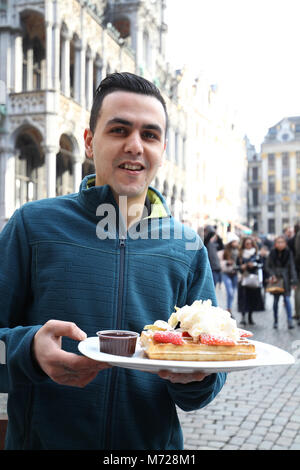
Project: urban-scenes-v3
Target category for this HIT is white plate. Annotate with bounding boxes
[78,337,295,374]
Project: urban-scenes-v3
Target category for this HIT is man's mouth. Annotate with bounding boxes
[118,163,145,171]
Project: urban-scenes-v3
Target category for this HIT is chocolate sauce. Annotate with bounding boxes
[97,330,139,357]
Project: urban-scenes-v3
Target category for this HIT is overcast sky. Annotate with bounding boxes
[165,0,300,150]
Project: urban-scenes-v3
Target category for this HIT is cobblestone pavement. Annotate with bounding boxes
[0,285,299,450]
[177,285,300,450]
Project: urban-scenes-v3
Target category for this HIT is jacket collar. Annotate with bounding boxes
[78,174,170,219]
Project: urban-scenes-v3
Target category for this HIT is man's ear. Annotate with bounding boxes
[84,129,93,159]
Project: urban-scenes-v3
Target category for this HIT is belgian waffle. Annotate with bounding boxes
[140,331,256,361]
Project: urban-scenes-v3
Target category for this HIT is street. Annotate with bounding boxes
[177,284,300,450]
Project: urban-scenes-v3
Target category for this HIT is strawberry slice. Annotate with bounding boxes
[200,333,236,346]
[182,331,192,337]
[153,331,184,345]
[238,328,253,338]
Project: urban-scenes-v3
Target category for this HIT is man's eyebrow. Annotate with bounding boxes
[106,118,163,136]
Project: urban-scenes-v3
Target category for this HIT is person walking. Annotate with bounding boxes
[266,235,298,329]
[237,237,264,326]
[204,226,222,288]
[295,227,300,325]
[220,232,239,316]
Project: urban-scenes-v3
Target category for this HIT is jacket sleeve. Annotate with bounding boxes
[165,244,226,411]
[0,208,46,391]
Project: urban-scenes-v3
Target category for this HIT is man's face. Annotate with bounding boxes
[84,91,166,202]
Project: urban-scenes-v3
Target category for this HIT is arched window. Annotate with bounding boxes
[15,133,43,207]
[113,17,131,39]
[56,135,74,195]
[21,12,45,91]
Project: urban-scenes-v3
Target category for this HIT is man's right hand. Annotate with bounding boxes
[32,320,111,387]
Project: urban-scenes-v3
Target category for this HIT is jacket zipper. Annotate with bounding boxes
[104,236,126,449]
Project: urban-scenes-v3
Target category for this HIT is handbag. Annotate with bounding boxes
[241,273,260,288]
[266,277,285,294]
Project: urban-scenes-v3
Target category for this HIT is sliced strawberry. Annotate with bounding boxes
[238,328,253,338]
[153,331,184,345]
[182,331,192,337]
[200,333,236,346]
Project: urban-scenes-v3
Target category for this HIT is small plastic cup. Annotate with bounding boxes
[97,330,139,357]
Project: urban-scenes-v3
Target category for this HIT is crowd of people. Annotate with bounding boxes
[204,224,300,329]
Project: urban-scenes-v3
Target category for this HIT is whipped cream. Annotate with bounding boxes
[168,299,240,342]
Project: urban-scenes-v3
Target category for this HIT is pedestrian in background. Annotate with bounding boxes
[237,237,264,326]
[219,232,239,316]
[288,222,300,324]
[204,226,222,287]
[295,227,300,325]
[266,235,298,329]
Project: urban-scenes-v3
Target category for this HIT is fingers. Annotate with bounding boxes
[158,370,210,384]
[45,319,87,342]
[32,320,111,387]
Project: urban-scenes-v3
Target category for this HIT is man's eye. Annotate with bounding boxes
[110,127,126,135]
[143,131,159,140]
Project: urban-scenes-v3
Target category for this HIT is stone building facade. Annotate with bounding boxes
[0,0,188,229]
[260,116,300,235]
[0,0,248,234]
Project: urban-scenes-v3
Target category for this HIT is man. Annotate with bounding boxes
[0,72,226,449]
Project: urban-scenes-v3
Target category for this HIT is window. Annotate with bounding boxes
[268,153,275,170]
[282,179,289,194]
[252,167,258,181]
[15,134,42,207]
[252,188,258,206]
[282,152,289,176]
[268,177,275,195]
[268,219,275,234]
[282,218,289,228]
[282,203,289,213]
[268,205,275,213]
[56,135,74,196]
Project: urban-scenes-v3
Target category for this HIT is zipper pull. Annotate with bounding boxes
[119,237,126,248]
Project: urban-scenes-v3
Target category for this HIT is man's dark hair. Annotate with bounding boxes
[89,72,168,136]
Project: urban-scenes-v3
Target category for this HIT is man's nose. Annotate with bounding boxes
[124,131,143,155]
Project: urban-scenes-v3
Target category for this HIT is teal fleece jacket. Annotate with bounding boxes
[0,175,226,450]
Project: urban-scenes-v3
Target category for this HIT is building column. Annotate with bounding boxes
[45,20,53,89]
[13,33,23,92]
[85,49,93,110]
[61,32,70,97]
[73,37,81,103]
[94,56,103,90]
[53,22,60,91]
[44,145,57,198]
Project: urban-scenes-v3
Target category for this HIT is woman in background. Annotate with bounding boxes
[266,235,297,329]
[237,237,264,326]
[220,233,240,317]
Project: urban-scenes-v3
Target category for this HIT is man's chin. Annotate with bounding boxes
[111,185,147,200]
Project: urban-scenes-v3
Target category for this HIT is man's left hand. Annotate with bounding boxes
[157,370,210,384]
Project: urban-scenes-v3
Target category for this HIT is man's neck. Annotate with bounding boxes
[113,191,148,229]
